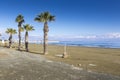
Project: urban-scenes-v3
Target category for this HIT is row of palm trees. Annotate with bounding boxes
[5,11,55,55]
[5,24,34,51]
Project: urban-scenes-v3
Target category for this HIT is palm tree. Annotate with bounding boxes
[15,14,24,50]
[24,24,35,52]
[5,28,17,48]
[35,12,55,55]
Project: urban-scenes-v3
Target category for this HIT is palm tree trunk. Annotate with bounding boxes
[18,24,21,50]
[43,22,49,55]
[25,31,29,52]
[9,34,12,48]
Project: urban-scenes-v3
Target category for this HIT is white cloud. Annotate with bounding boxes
[48,33,120,40]
[74,33,120,39]
[105,33,120,38]
[72,35,97,39]
[84,36,97,39]
[4,32,119,41]
[48,35,97,40]
[30,34,40,37]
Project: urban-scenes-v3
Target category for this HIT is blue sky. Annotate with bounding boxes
[0,0,120,41]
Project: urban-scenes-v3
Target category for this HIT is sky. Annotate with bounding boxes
[0,0,120,41]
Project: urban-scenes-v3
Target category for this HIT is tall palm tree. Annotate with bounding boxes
[5,28,17,48]
[35,12,55,55]
[24,24,35,52]
[15,14,24,50]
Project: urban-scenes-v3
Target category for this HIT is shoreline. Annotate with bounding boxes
[1,40,120,49]
[28,41,120,49]
[29,43,120,50]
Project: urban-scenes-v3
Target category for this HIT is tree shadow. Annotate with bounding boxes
[16,49,25,52]
[28,51,44,55]
[15,49,44,55]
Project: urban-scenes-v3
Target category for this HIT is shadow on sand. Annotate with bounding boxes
[16,49,44,55]
[28,51,44,55]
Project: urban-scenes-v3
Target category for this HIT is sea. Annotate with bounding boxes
[48,40,120,49]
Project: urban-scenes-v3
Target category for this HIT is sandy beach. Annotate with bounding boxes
[0,47,120,80]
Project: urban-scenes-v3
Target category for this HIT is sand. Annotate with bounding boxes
[0,47,120,80]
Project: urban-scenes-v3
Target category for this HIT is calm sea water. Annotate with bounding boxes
[49,41,120,48]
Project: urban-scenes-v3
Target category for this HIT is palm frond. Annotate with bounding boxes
[24,24,35,31]
[15,14,25,23]
[5,28,17,34]
[49,15,55,22]
[34,11,55,23]
[20,27,24,32]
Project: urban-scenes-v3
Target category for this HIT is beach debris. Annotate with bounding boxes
[89,64,97,67]
[62,52,68,58]
[46,60,53,63]
[71,65,83,70]
[55,54,63,57]
[78,64,82,67]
